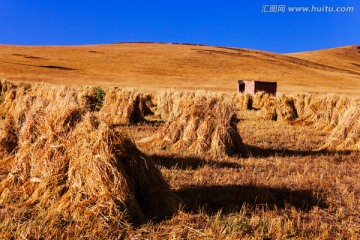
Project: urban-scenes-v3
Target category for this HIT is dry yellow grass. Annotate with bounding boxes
[320,105,360,151]
[0,43,359,95]
[253,93,298,121]
[133,92,360,239]
[294,94,356,130]
[288,45,360,75]
[99,88,152,125]
[244,91,360,152]
[253,92,360,132]
[154,89,196,120]
[141,92,248,158]
[0,80,359,239]
[0,82,178,238]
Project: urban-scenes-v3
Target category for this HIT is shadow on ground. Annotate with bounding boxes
[150,148,356,170]
[246,145,354,158]
[151,154,241,170]
[175,184,328,214]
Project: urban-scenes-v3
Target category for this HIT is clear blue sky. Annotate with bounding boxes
[0,0,359,53]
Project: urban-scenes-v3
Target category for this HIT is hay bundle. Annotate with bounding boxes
[142,95,248,158]
[139,92,155,116]
[0,82,108,115]
[76,86,105,111]
[252,91,272,109]
[293,93,313,116]
[233,93,253,110]
[0,87,36,129]
[0,84,83,128]
[257,95,298,122]
[276,96,298,121]
[154,89,233,120]
[99,89,152,125]
[320,105,360,151]
[154,89,196,120]
[0,86,178,238]
[0,79,17,96]
[0,115,18,159]
[258,98,277,120]
[0,84,74,158]
[297,94,353,130]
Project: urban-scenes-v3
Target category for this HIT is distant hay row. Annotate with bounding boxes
[0,82,250,158]
[0,80,153,126]
[154,89,359,152]
[251,92,358,126]
[0,79,358,156]
[249,91,360,151]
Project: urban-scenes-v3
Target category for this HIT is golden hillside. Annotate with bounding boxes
[0,43,359,94]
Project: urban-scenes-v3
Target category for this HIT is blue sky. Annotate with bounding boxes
[0,0,359,53]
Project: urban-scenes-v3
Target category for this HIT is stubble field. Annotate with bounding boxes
[0,80,358,239]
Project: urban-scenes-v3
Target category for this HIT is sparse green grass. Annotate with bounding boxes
[94,86,105,103]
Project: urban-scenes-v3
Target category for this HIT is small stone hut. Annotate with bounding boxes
[238,80,277,96]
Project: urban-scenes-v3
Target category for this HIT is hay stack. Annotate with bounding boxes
[320,105,360,151]
[257,95,298,122]
[296,94,353,130]
[258,98,277,121]
[0,87,36,130]
[154,89,196,120]
[292,93,313,117]
[99,88,153,125]
[0,115,18,159]
[139,92,155,116]
[233,93,253,110]
[0,85,178,238]
[0,83,84,128]
[0,79,17,96]
[154,89,235,120]
[76,86,105,111]
[142,95,248,158]
[276,96,298,121]
[252,91,272,109]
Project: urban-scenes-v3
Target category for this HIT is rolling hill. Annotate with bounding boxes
[0,43,359,95]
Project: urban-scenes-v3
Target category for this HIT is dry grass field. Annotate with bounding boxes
[0,79,359,239]
[0,43,360,95]
[0,43,359,239]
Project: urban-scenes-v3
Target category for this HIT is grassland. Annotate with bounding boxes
[0,80,359,239]
[0,43,360,95]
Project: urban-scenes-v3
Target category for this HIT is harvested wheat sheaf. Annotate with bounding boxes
[143,94,248,158]
[256,93,298,122]
[154,89,196,120]
[294,94,355,130]
[0,83,177,238]
[258,98,277,121]
[252,91,359,152]
[276,96,299,121]
[231,92,253,110]
[99,88,153,125]
[320,105,360,151]
[252,91,273,109]
[0,79,17,96]
[154,89,252,120]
